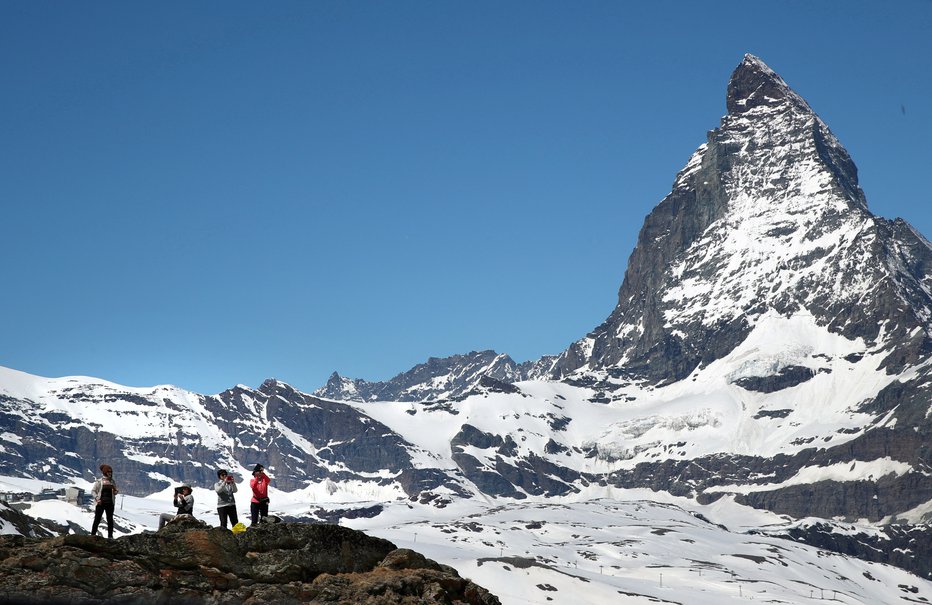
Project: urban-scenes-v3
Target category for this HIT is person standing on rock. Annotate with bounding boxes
[249,464,270,525]
[214,469,239,529]
[90,464,118,539]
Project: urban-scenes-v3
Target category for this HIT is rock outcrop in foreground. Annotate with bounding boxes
[0,518,500,605]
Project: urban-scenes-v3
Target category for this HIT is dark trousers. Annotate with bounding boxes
[250,500,268,525]
[91,502,115,538]
[218,505,239,529]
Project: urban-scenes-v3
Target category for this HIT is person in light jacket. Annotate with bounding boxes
[90,464,118,539]
[249,464,270,526]
[214,469,239,529]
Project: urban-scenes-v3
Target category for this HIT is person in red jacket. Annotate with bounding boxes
[249,464,270,525]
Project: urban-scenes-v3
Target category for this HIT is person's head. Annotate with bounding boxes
[182,485,192,495]
[252,464,264,476]
[217,469,227,479]
[100,464,113,477]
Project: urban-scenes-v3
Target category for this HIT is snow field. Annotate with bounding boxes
[3,475,931,604]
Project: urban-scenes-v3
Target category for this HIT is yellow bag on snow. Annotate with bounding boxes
[231,522,247,534]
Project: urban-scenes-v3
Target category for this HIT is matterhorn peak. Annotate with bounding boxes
[726,53,812,116]
[551,53,932,386]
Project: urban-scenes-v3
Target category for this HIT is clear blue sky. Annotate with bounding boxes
[2,2,930,394]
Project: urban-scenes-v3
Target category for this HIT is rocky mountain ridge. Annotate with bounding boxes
[314,350,556,403]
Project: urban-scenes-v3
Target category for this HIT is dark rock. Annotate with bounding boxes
[753,409,793,419]
[310,504,384,525]
[494,453,581,497]
[452,452,525,499]
[452,424,505,451]
[733,366,815,393]
[0,522,500,605]
[476,375,521,395]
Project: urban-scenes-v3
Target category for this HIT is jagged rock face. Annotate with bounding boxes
[209,380,417,488]
[0,502,58,538]
[316,350,557,403]
[0,518,501,604]
[553,54,932,384]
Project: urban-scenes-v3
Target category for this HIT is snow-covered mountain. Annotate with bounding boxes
[552,54,932,385]
[2,54,932,601]
[314,54,932,524]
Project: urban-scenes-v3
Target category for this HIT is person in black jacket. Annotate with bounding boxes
[90,464,118,539]
[158,485,194,529]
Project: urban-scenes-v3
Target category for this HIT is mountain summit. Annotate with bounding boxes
[726,53,812,116]
[551,54,932,385]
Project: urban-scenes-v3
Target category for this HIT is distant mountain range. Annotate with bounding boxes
[3,54,931,588]
[315,350,556,402]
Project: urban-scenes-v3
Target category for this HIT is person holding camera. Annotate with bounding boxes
[90,464,118,539]
[249,464,270,525]
[158,484,194,529]
[214,469,239,529]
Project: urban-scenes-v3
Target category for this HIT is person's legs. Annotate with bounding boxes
[105,503,115,539]
[218,507,230,529]
[228,506,239,527]
[260,501,269,521]
[250,501,260,526]
[159,513,174,529]
[91,504,104,536]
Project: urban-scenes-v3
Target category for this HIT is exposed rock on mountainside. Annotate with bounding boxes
[0,517,500,605]
[0,502,59,538]
[767,521,932,581]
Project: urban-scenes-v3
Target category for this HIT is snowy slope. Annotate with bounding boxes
[4,474,930,605]
[347,311,896,480]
